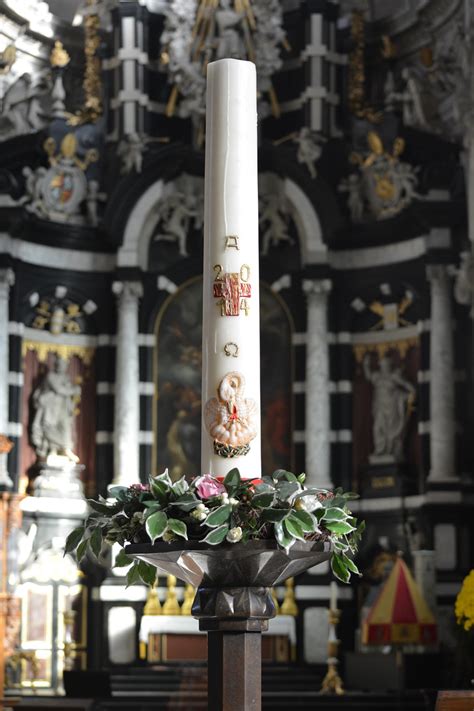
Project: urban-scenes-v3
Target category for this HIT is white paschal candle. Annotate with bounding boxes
[201,59,261,480]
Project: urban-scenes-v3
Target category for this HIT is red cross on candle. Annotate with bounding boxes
[213,272,251,316]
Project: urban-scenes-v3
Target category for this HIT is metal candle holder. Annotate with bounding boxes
[321,607,344,696]
[127,539,331,711]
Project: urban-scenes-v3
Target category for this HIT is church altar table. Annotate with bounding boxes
[139,615,296,663]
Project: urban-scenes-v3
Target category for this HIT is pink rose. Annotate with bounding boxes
[194,474,226,499]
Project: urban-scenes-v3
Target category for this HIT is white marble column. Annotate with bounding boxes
[0,269,14,487]
[302,278,333,489]
[112,281,143,486]
[426,265,457,482]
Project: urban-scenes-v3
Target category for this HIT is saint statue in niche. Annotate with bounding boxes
[31,356,81,464]
[363,354,416,462]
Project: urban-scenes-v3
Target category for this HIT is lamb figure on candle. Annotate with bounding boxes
[204,372,258,458]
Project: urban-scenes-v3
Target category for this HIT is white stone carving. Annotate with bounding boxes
[454,250,474,317]
[363,354,416,462]
[293,128,325,179]
[259,192,292,255]
[160,0,286,124]
[302,279,333,489]
[0,70,51,142]
[426,265,457,482]
[22,133,100,226]
[31,356,81,464]
[112,281,143,487]
[117,133,147,175]
[340,133,421,221]
[153,177,203,256]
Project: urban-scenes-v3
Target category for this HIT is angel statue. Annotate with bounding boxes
[363,354,416,462]
[31,356,81,464]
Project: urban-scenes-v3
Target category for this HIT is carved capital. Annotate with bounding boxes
[426,264,454,285]
[112,280,143,303]
[302,278,332,299]
[0,269,15,298]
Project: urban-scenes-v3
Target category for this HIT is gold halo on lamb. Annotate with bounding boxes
[204,372,258,458]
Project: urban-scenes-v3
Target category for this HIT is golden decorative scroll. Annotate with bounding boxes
[68,0,103,125]
[50,40,70,68]
[348,11,382,123]
[22,339,95,365]
[352,336,418,364]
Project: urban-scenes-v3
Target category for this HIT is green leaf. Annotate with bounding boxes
[342,553,361,576]
[277,482,300,502]
[170,493,200,512]
[252,492,275,508]
[272,469,297,482]
[322,507,349,522]
[224,468,241,490]
[204,504,232,528]
[145,510,168,543]
[290,510,317,532]
[284,517,306,541]
[167,518,188,540]
[325,520,356,535]
[137,561,157,586]
[115,549,133,568]
[331,553,350,583]
[202,524,229,545]
[143,500,162,508]
[76,538,89,562]
[87,500,117,515]
[275,521,295,549]
[261,508,290,523]
[108,486,128,501]
[297,473,306,484]
[126,562,141,587]
[171,476,189,497]
[150,479,169,504]
[90,526,103,558]
[254,483,275,495]
[65,526,85,554]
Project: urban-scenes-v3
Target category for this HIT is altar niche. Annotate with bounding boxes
[21,347,96,497]
[153,277,294,480]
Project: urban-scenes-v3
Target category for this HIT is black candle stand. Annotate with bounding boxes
[127,539,331,711]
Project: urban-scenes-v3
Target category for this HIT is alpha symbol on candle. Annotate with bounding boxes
[225,234,240,250]
[213,271,251,316]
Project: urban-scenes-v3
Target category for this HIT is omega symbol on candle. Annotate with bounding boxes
[213,264,251,316]
[204,372,257,458]
[225,234,240,250]
[224,342,239,357]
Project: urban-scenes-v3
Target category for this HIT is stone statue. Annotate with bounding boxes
[31,357,81,464]
[293,128,325,178]
[339,173,364,222]
[117,133,147,174]
[154,190,199,256]
[363,354,416,462]
[215,0,245,59]
[259,193,293,255]
[0,71,51,141]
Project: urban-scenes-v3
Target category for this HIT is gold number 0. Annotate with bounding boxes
[240,264,250,282]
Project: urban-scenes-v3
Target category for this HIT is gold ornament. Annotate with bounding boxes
[43,134,98,171]
[271,587,280,615]
[22,339,95,366]
[162,575,181,615]
[50,40,70,68]
[0,44,17,75]
[180,584,195,615]
[280,578,298,616]
[68,4,102,125]
[348,11,382,124]
[143,583,162,615]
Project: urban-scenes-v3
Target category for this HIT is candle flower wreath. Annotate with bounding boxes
[66,468,364,586]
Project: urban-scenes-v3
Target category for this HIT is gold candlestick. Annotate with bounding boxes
[181,584,195,616]
[321,608,344,695]
[280,578,298,616]
[162,575,181,615]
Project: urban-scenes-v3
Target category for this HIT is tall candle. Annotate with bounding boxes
[201,59,261,480]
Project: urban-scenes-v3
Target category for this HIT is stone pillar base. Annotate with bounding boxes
[32,463,85,499]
